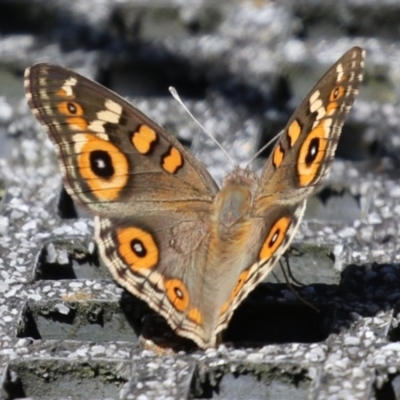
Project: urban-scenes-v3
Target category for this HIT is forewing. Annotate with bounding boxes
[24,63,219,217]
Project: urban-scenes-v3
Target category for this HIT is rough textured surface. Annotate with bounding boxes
[1,0,400,399]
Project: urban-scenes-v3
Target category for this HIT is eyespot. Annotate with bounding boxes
[330,85,345,102]
[58,101,84,117]
[164,278,189,312]
[116,227,159,271]
[259,216,291,261]
[297,123,328,186]
[75,134,129,200]
[57,100,88,130]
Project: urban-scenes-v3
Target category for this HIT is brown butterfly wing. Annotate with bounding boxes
[96,203,308,348]
[257,47,365,205]
[24,64,218,218]
[215,47,365,334]
[95,214,216,347]
[24,64,221,348]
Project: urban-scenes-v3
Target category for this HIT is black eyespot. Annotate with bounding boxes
[333,87,340,99]
[305,138,320,165]
[131,239,147,257]
[269,230,280,246]
[175,287,183,299]
[90,150,114,178]
[67,102,77,114]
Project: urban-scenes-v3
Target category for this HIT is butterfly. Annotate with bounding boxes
[24,47,365,348]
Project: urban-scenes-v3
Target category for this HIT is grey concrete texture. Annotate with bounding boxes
[0,0,400,399]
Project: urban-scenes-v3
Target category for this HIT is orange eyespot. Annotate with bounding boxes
[164,279,189,312]
[58,101,84,116]
[259,216,291,261]
[329,85,345,102]
[297,123,328,186]
[76,134,129,201]
[117,227,159,271]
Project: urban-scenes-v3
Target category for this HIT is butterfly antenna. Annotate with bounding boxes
[169,87,235,166]
[247,129,283,167]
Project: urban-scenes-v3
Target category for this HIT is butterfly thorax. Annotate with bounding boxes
[213,167,259,231]
[210,168,261,264]
[209,167,260,274]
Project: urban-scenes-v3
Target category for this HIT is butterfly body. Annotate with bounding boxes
[25,47,365,348]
